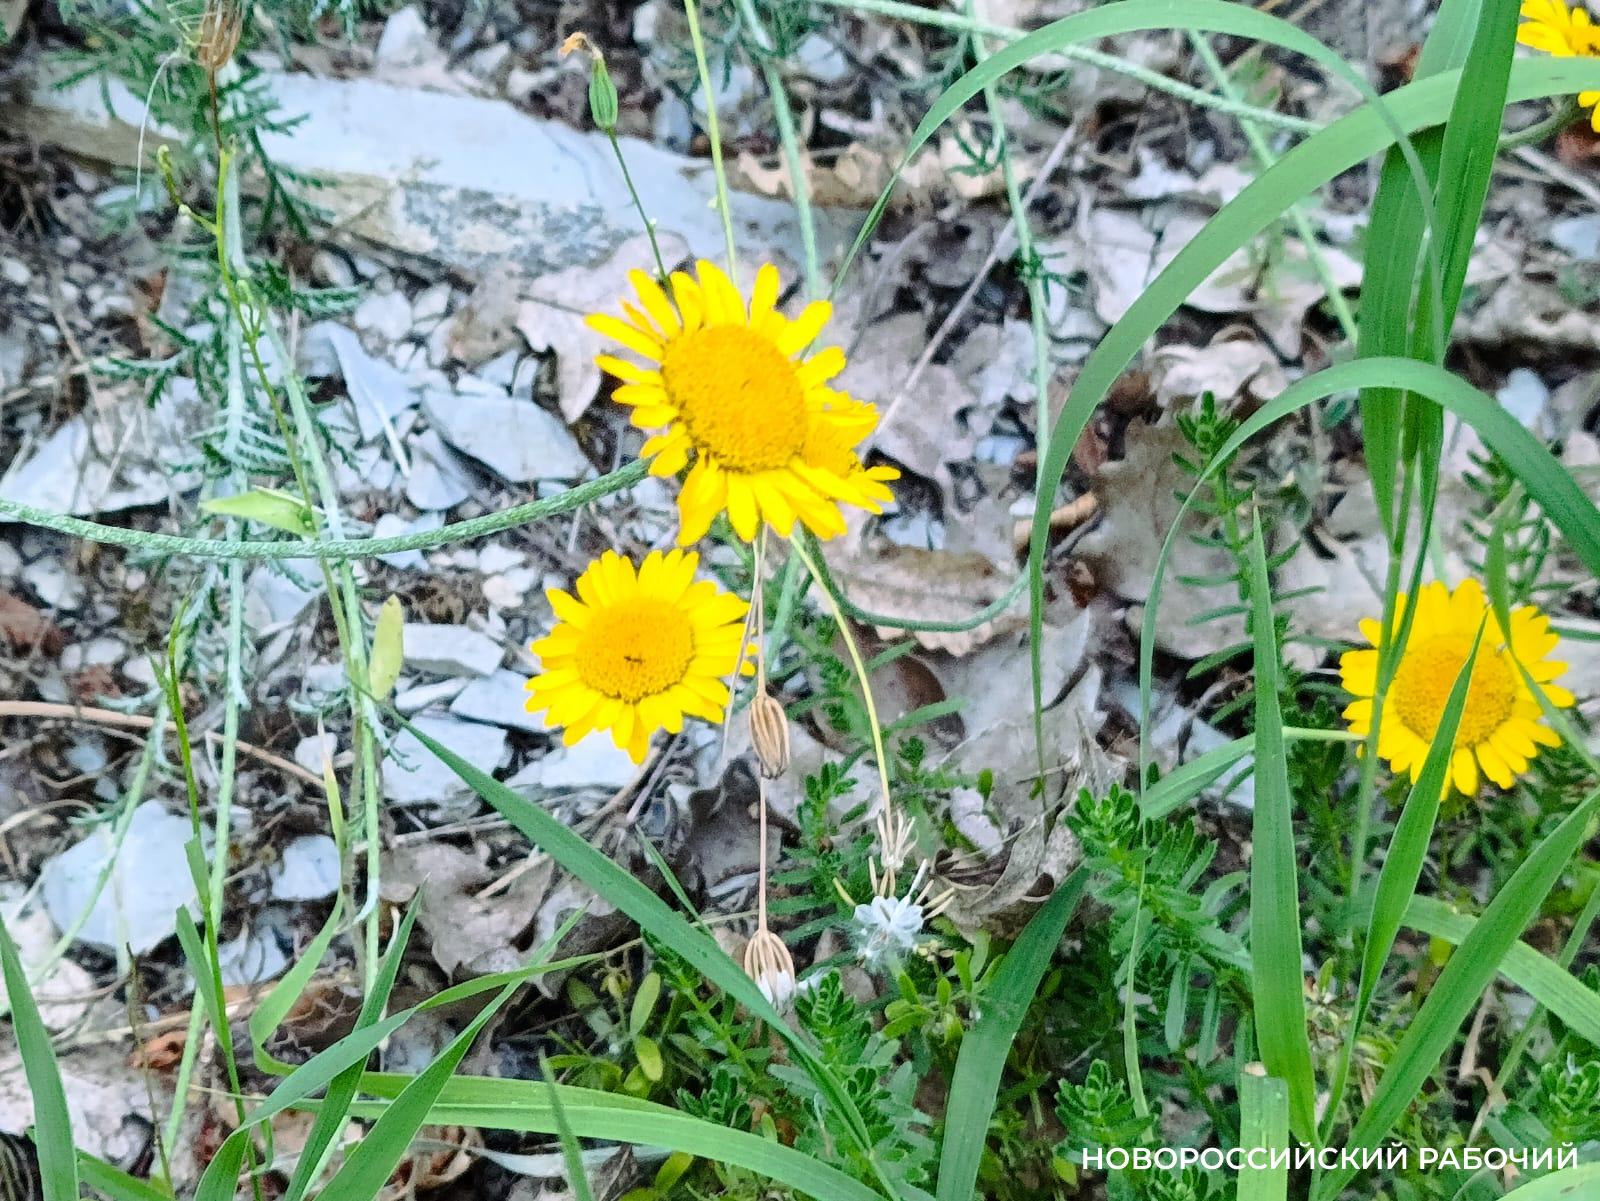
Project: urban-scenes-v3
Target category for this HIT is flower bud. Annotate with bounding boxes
[742,928,796,1009]
[748,689,790,779]
[561,32,619,133]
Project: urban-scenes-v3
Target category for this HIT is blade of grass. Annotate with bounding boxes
[1402,894,1600,1048]
[1242,517,1317,1142]
[401,717,903,1200]
[346,1077,891,1201]
[542,1054,598,1201]
[1322,618,1487,1134]
[0,915,77,1201]
[935,869,1088,1201]
[1316,782,1600,1199]
[1358,0,1517,536]
[317,982,521,1199]
[76,1153,173,1201]
[1496,1161,1600,1199]
[1236,1071,1289,1201]
[1139,736,1252,819]
[248,895,344,1075]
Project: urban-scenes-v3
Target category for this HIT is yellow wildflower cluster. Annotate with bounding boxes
[524,262,898,762]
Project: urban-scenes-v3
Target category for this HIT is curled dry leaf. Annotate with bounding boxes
[1076,419,1243,660]
[731,136,1005,211]
[0,590,64,654]
[515,232,691,423]
[1152,337,1288,408]
[382,842,555,976]
[828,543,1028,655]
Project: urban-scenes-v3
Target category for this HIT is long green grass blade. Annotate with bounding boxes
[318,984,520,1199]
[1322,620,1485,1137]
[935,870,1088,1201]
[1318,784,1600,1198]
[543,1054,598,1201]
[0,915,77,1201]
[1403,895,1600,1048]
[1496,1162,1600,1200]
[76,1153,173,1201]
[403,718,900,1197]
[1242,519,1317,1141]
[249,896,344,1075]
[1236,1071,1289,1201]
[347,1076,890,1201]
[1140,736,1252,819]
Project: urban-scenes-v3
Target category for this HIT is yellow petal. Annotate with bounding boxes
[589,312,665,360]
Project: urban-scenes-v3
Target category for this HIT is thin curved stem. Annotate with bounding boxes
[813,0,1321,137]
[681,0,740,276]
[0,460,649,561]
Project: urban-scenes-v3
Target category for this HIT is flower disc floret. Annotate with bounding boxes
[525,549,752,763]
[1340,579,1574,796]
[589,260,899,543]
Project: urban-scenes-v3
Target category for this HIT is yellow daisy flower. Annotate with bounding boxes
[1340,579,1575,796]
[589,260,898,544]
[524,549,751,763]
[1518,0,1600,130]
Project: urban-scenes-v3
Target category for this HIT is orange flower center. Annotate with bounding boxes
[576,598,694,702]
[1391,635,1517,747]
[660,326,808,473]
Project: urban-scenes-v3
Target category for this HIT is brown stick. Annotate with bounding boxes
[0,700,325,789]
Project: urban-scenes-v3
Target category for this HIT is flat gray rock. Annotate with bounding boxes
[303,320,418,442]
[450,668,551,734]
[405,429,475,511]
[269,835,341,902]
[39,801,201,955]
[536,731,637,791]
[11,66,845,278]
[383,714,508,805]
[403,622,503,677]
[0,383,204,516]
[422,388,589,484]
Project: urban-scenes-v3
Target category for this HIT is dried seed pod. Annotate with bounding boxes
[195,0,245,74]
[748,689,791,780]
[742,928,796,1009]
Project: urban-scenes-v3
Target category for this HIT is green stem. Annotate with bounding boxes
[813,0,1321,136]
[1498,96,1581,150]
[681,0,740,276]
[733,0,823,299]
[0,461,649,561]
[606,129,672,283]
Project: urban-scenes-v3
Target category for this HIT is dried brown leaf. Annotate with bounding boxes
[829,544,1027,655]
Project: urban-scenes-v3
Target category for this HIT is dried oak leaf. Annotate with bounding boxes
[0,590,64,654]
[516,232,691,423]
[828,543,1027,655]
[1076,419,1243,660]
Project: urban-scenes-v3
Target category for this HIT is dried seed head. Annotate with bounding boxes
[195,0,245,73]
[748,689,791,779]
[742,928,796,1009]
